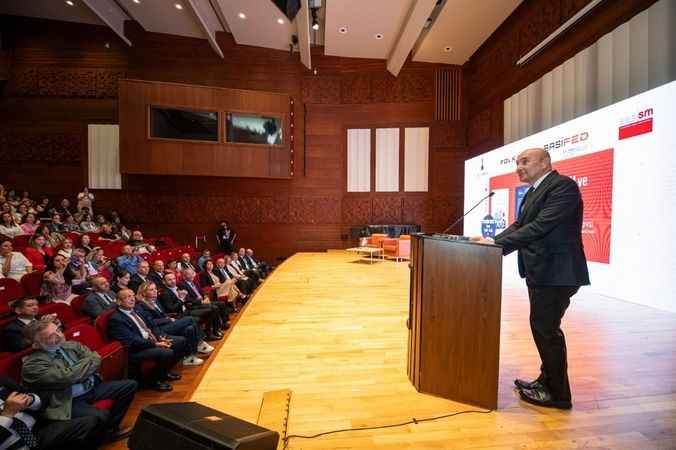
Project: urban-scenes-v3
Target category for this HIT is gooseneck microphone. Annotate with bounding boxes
[441,191,495,234]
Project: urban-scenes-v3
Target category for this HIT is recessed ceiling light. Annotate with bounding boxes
[65,0,74,5]
[443,46,453,52]
[174,3,183,10]
[312,22,319,31]
[238,12,246,19]
[338,26,348,34]
[375,33,383,40]
[133,0,140,3]
[277,18,284,24]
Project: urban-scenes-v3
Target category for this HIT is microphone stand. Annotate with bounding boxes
[441,191,494,235]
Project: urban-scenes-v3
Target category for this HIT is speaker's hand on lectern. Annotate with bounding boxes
[470,236,494,245]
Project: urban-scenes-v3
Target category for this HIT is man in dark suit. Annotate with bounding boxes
[473,148,589,409]
[81,277,117,319]
[178,269,230,333]
[1,375,101,449]
[107,289,186,392]
[0,298,61,353]
[147,260,165,288]
[159,272,223,340]
[128,260,150,294]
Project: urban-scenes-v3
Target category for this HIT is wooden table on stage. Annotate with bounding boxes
[346,246,385,264]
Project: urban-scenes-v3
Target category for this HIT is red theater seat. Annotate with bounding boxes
[0,279,25,315]
[65,324,127,381]
[39,302,90,328]
[20,271,43,298]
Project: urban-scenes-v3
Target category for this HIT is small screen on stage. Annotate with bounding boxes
[225,113,283,146]
[464,80,676,313]
[150,107,218,142]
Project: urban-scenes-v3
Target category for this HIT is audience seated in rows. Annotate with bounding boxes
[23,235,54,271]
[201,259,245,309]
[159,272,225,340]
[128,260,150,294]
[115,245,142,275]
[107,289,186,392]
[136,281,213,366]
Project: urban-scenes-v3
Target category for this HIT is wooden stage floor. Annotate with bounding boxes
[187,251,676,450]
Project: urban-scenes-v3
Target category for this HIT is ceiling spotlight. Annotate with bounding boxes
[338,26,347,34]
[443,46,453,52]
[65,0,74,5]
[312,22,320,31]
[375,33,383,40]
[133,0,140,3]
[238,12,246,19]
[277,18,284,24]
[174,3,183,10]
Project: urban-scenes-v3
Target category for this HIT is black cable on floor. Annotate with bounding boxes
[283,408,494,444]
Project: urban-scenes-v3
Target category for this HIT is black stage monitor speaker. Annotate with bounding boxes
[128,402,280,450]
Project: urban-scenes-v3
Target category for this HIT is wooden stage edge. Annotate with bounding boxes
[111,251,676,450]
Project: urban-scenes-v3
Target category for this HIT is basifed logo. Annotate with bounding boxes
[543,132,589,152]
[619,107,653,140]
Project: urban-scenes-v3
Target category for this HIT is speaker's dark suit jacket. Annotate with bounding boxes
[495,171,590,287]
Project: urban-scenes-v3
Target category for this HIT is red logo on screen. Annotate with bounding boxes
[619,107,653,140]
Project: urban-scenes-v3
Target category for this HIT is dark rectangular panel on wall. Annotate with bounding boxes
[119,79,292,179]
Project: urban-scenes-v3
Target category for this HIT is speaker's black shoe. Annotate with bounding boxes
[514,378,544,390]
[150,381,173,392]
[518,387,572,410]
[164,372,182,381]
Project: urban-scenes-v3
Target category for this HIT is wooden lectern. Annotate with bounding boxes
[407,233,503,409]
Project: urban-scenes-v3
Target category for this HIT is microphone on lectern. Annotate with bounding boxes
[441,191,495,235]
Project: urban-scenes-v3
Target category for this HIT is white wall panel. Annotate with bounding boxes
[347,128,371,192]
[375,128,399,192]
[404,127,429,192]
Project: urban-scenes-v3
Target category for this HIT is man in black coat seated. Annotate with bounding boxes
[81,276,116,319]
[107,289,187,392]
[127,260,151,294]
[159,272,224,340]
[135,281,213,365]
[178,269,230,333]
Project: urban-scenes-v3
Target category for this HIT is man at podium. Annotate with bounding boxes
[473,147,589,409]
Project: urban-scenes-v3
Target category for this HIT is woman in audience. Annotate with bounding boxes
[200,259,243,309]
[48,212,64,233]
[57,198,73,217]
[77,233,94,254]
[35,196,51,221]
[23,234,54,271]
[57,238,74,259]
[66,248,90,294]
[21,212,39,235]
[79,213,98,233]
[62,214,80,232]
[40,253,76,303]
[86,247,111,279]
[15,203,29,223]
[0,212,24,238]
[111,270,131,294]
[36,224,64,247]
[77,187,94,213]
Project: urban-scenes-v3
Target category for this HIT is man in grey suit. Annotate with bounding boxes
[82,277,117,319]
